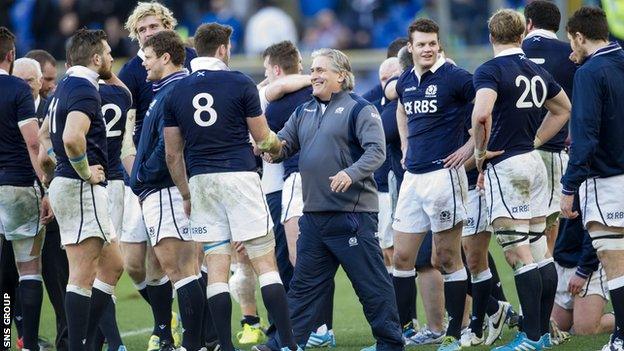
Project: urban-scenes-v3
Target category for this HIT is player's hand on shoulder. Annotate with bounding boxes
[329,170,352,193]
[86,165,106,185]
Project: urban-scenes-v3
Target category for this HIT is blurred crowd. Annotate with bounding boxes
[1,0,543,60]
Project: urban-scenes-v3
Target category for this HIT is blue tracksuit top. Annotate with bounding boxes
[562,42,624,194]
[130,70,188,201]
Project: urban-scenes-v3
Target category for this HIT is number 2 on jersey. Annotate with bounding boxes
[193,93,218,127]
[515,75,547,109]
[102,103,122,137]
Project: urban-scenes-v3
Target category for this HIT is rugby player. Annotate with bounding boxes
[561,6,624,351]
[25,49,57,99]
[391,18,474,350]
[120,3,198,349]
[471,9,570,350]
[46,29,124,351]
[552,194,612,336]
[163,23,298,351]
[522,0,577,255]
[0,26,53,351]
[130,30,204,351]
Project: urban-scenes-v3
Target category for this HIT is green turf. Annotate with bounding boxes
[22,243,611,350]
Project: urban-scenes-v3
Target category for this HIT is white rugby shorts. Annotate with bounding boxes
[537,149,568,216]
[462,187,491,237]
[49,177,110,246]
[189,172,273,243]
[484,151,548,224]
[554,262,609,310]
[119,186,148,243]
[0,183,45,261]
[579,173,624,228]
[107,179,124,240]
[377,191,393,249]
[141,186,191,246]
[281,172,303,223]
[393,168,467,234]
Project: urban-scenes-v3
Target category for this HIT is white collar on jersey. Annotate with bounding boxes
[495,47,525,58]
[0,68,8,75]
[137,49,146,61]
[66,65,100,90]
[190,57,229,72]
[34,95,41,110]
[411,55,445,80]
[524,29,558,41]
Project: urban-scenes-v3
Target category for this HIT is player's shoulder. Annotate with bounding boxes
[1,74,30,93]
[99,84,132,104]
[442,61,472,78]
[474,57,500,76]
[398,66,414,84]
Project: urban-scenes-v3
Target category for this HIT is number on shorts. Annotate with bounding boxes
[192,93,218,127]
[102,103,122,137]
[515,75,547,109]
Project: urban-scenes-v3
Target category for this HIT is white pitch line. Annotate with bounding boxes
[120,327,153,338]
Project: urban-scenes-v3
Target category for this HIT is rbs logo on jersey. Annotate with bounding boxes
[404,99,438,115]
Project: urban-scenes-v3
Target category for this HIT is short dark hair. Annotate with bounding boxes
[566,6,609,41]
[67,29,108,67]
[194,23,232,57]
[524,1,560,32]
[25,49,56,68]
[408,18,439,41]
[387,37,409,58]
[0,27,16,63]
[263,41,299,75]
[144,30,186,66]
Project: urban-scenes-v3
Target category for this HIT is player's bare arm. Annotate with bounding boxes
[471,88,497,172]
[534,90,571,148]
[120,108,136,174]
[63,110,104,184]
[384,79,398,101]
[247,114,283,158]
[163,125,190,213]
[264,74,312,102]
[20,118,46,182]
[396,100,408,167]
[37,114,56,185]
[20,117,54,223]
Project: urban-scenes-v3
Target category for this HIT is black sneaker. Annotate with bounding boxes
[205,340,221,351]
[159,340,177,351]
[251,344,273,351]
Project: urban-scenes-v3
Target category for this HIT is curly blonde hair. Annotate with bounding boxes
[125,2,178,42]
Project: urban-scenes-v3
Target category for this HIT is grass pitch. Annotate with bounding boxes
[28,243,610,351]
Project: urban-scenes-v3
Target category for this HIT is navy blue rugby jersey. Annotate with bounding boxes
[362,83,384,112]
[473,48,561,165]
[265,86,312,180]
[163,58,262,177]
[522,30,576,153]
[397,58,475,174]
[99,83,132,180]
[0,72,37,186]
[562,42,624,193]
[380,77,404,189]
[118,47,196,146]
[48,66,108,182]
